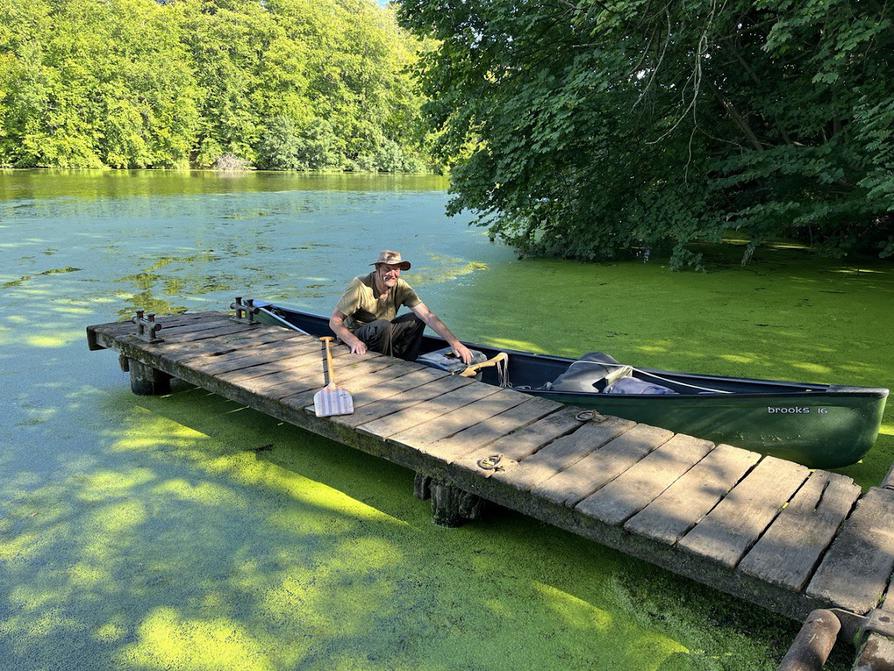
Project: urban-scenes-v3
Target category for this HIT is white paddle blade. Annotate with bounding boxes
[313,386,354,417]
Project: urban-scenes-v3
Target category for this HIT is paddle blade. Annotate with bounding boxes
[313,385,354,417]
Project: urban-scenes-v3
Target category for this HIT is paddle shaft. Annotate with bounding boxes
[321,336,337,386]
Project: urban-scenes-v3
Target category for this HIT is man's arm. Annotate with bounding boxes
[411,302,473,364]
[329,309,367,355]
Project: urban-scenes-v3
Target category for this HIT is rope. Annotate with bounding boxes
[593,360,732,394]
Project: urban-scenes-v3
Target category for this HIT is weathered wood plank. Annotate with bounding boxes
[177,329,309,363]
[738,471,860,591]
[575,433,715,524]
[229,351,395,400]
[329,369,465,428]
[389,388,533,453]
[678,456,810,568]
[90,314,258,349]
[88,312,220,339]
[187,337,322,375]
[214,344,370,384]
[453,406,588,478]
[806,487,894,613]
[416,397,561,464]
[162,322,258,343]
[113,324,297,361]
[492,416,636,493]
[534,423,673,507]
[152,317,237,336]
[358,380,500,440]
[279,359,418,409]
[624,443,761,546]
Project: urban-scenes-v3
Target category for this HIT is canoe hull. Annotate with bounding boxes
[531,389,886,469]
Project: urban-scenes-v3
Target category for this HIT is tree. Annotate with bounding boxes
[398,0,894,266]
[0,0,429,172]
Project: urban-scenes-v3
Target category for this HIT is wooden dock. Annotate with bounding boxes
[87,311,894,629]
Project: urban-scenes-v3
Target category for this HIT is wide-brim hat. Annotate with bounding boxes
[371,249,411,270]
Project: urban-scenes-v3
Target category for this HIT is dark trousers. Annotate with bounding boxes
[354,313,426,361]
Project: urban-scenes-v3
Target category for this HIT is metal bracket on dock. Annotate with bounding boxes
[230,297,260,325]
[132,310,163,343]
[864,609,894,639]
[828,607,894,645]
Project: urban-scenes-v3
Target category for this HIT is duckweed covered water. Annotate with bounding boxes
[2,170,889,670]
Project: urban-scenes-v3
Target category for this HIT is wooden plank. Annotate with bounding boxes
[120,325,298,361]
[187,337,321,375]
[234,355,393,400]
[162,322,258,343]
[358,380,500,440]
[416,397,562,464]
[214,344,369,383]
[738,471,861,591]
[154,317,237,336]
[389,388,533,453]
[279,359,418,409]
[453,405,588,477]
[677,456,810,568]
[491,416,636,493]
[534,423,673,507]
[234,348,388,392]
[575,433,715,524]
[331,373,471,429]
[89,312,221,338]
[624,444,761,546]
[806,487,894,613]
[177,329,308,362]
[90,315,257,348]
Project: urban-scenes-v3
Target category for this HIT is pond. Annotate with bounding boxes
[3,170,888,670]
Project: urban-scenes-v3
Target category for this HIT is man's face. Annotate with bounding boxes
[376,263,402,290]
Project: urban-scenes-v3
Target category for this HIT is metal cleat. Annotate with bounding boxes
[132,310,164,343]
[230,296,260,325]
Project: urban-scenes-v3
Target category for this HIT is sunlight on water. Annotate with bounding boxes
[2,170,888,670]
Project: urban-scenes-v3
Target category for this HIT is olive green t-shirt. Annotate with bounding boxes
[335,272,421,331]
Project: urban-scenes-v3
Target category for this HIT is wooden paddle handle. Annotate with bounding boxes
[459,352,508,377]
[320,336,336,386]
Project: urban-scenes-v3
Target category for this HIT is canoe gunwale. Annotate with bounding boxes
[257,301,889,399]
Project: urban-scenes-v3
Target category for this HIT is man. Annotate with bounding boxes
[329,250,473,364]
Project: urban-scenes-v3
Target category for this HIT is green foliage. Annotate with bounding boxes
[399,0,894,265]
[0,0,428,172]
[258,116,340,171]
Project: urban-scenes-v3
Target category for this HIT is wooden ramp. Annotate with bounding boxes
[87,312,894,623]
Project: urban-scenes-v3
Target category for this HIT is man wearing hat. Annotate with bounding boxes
[329,250,473,364]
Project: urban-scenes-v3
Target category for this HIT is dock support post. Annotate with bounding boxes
[413,473,431,501]
[429,479,485,527]
[778,609,840,671]
[129,359,171,396]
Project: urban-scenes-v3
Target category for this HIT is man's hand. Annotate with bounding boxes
[349,337,367,355]
[452,341,474,365]
[412,303,473,365]
[330,309,367,356]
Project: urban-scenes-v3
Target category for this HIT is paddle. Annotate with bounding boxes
[313,336,354,417]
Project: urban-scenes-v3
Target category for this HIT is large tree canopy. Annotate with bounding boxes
[0,0,426,171]
[399,0,894,265]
